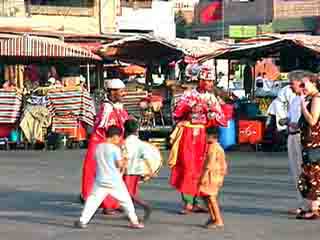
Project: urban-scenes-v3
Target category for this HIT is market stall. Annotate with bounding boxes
[0,33,101,149]
[0,89,22,148]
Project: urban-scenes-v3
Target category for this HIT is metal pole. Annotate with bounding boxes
[87,63,90,93]
[252,64,256,100]
[227,59,230,92]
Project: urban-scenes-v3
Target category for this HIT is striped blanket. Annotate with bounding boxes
[123,90,148,118]
[52,115,78,130]
[47,88,96,127]
[0,90,22,124]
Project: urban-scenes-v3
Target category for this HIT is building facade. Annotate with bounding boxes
[272,0,320,34]
[173,0,199,24]
[190,0,320,40]
[0,0,118,34]
[117,0,176,40]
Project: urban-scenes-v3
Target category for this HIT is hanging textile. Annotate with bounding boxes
[0,90,22,123]
[47,87,96,127]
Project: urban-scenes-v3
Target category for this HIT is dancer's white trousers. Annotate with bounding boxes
[79,183,138,225]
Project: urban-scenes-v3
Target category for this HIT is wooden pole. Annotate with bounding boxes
[87,63,90,93]
[97,63,103,90]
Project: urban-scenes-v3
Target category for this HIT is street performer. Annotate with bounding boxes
[168,67,227,214]
[81,78,129,214]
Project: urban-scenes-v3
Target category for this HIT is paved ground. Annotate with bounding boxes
[0,149,319,240]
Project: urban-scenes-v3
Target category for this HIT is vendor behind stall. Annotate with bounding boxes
[48,77,62,89]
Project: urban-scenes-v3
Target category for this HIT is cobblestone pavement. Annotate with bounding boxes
[0,150,319,240]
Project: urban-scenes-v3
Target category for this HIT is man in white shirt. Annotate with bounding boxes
[267,84,296,131]
[74,126,144,229]
[280,70,306,214]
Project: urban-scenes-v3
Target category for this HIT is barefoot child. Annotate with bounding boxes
[74,126,144,229]
[199,127,228,229]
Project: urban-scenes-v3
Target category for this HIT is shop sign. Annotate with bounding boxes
[229,25,257,38]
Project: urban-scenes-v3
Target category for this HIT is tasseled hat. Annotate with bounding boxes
[198,67,215,81]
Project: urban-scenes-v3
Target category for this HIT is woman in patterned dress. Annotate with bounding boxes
[297,72,320,219]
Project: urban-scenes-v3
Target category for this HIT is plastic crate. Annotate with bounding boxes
[238,120,265,144]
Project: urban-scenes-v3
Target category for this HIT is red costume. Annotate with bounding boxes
[81,100,128,209]
[168,88,226,206]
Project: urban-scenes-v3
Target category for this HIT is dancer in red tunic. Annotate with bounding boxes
[168,68,226,214]
[81,79,128,213]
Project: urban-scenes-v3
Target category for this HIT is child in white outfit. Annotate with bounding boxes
[74,126,144,229]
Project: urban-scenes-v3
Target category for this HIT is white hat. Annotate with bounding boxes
[48,77,56,84]
[106,78,125,89]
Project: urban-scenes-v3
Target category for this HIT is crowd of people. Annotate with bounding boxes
[74,68,320,230]
[76,68,229,230]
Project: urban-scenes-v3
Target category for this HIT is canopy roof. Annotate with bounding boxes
[171,38,230,59]
[202,33,320,61]
[98,34,184,66]
[0,34,101,61]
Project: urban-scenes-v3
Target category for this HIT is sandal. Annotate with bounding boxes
[128,223,144,229]
[179,204,193,215]
[180,208,192,215]
[193,205,208,213]
[296,210,320,220]
[205,223,224,229]
[288,208,303,215]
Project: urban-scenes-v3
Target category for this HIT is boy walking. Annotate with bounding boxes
[124,119,158,221]
[199,127,228,229]
[74,126,144,229]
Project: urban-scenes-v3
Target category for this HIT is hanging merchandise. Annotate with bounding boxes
[3,65,25,89]
[16,65,24,89]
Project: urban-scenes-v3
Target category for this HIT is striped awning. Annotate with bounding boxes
[0,35,101,61]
